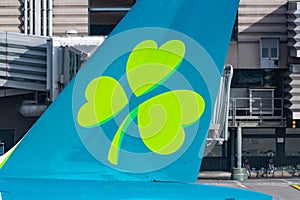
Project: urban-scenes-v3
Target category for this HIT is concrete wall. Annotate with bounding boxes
[52,0,88,36]
[226,0,289,69]
[0,0,89,36]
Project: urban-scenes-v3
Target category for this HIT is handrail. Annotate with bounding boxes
[205,65,233,156]
[229,97,285,126]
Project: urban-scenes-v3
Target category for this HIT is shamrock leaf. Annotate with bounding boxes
[137,90,205,154]
[77,76,128,127]
[108,90,205,165]
[126,40,185,97]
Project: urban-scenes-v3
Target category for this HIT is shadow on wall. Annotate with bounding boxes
[236,3,288,69]
[0,94,37,143]
[18,0,24,33]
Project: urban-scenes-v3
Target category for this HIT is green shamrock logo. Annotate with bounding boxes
[77,40,205,165]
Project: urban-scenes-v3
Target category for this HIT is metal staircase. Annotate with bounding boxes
[204,65,233,156]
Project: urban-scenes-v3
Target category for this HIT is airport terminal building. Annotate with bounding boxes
[1,0,300,172]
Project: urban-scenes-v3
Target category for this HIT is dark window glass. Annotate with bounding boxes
[262,48,268,58]
[89,1,136,35]
[271,48,277,58]
[285,138,300,156]
[242,138,276,156]
[89,11,128,35]
[90,0,135,8]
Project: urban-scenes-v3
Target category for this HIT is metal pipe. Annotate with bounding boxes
[34,0,41,35]
[29,0,33,35]
[48,0,53,36]
[24,0,28,34]
[42,0,47,36]
[19,100,48,118]
[237,126,242,168]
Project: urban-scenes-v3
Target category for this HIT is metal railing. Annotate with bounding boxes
[204,65,233,156]
[229,97,285,126]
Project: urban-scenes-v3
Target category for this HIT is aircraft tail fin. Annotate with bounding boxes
[0,0,239,182]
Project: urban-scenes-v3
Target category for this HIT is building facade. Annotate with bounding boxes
[203,0,300,172]
[0,0,300,172]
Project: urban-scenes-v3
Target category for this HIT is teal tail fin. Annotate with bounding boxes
[0,0,239,182]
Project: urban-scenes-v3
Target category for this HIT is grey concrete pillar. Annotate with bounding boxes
[237,126,242,168]
[232,126,248,180]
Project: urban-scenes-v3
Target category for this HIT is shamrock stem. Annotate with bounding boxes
[108,108,138,165]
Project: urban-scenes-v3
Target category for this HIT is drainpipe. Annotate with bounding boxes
[24,0,28,34]
[48,0,53,36]
[29,0,33,35]
[42,0,47,36]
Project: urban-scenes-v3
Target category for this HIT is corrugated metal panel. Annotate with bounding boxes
[0,31,47,91]
[52,0,88,36]
[238,0,287,42]
[0,0,22,33]
[288,1,300,57]
[285,1,300,119]
[285,64,300,119]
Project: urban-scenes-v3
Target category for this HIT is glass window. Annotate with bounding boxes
[285,138,300,156]
[271,48,278,58]
[242,138,276,156]
[231,69,264,87]
[260,38,279,59]
[262,48,268,58]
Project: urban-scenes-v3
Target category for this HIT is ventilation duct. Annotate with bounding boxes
[19,100,47,118]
